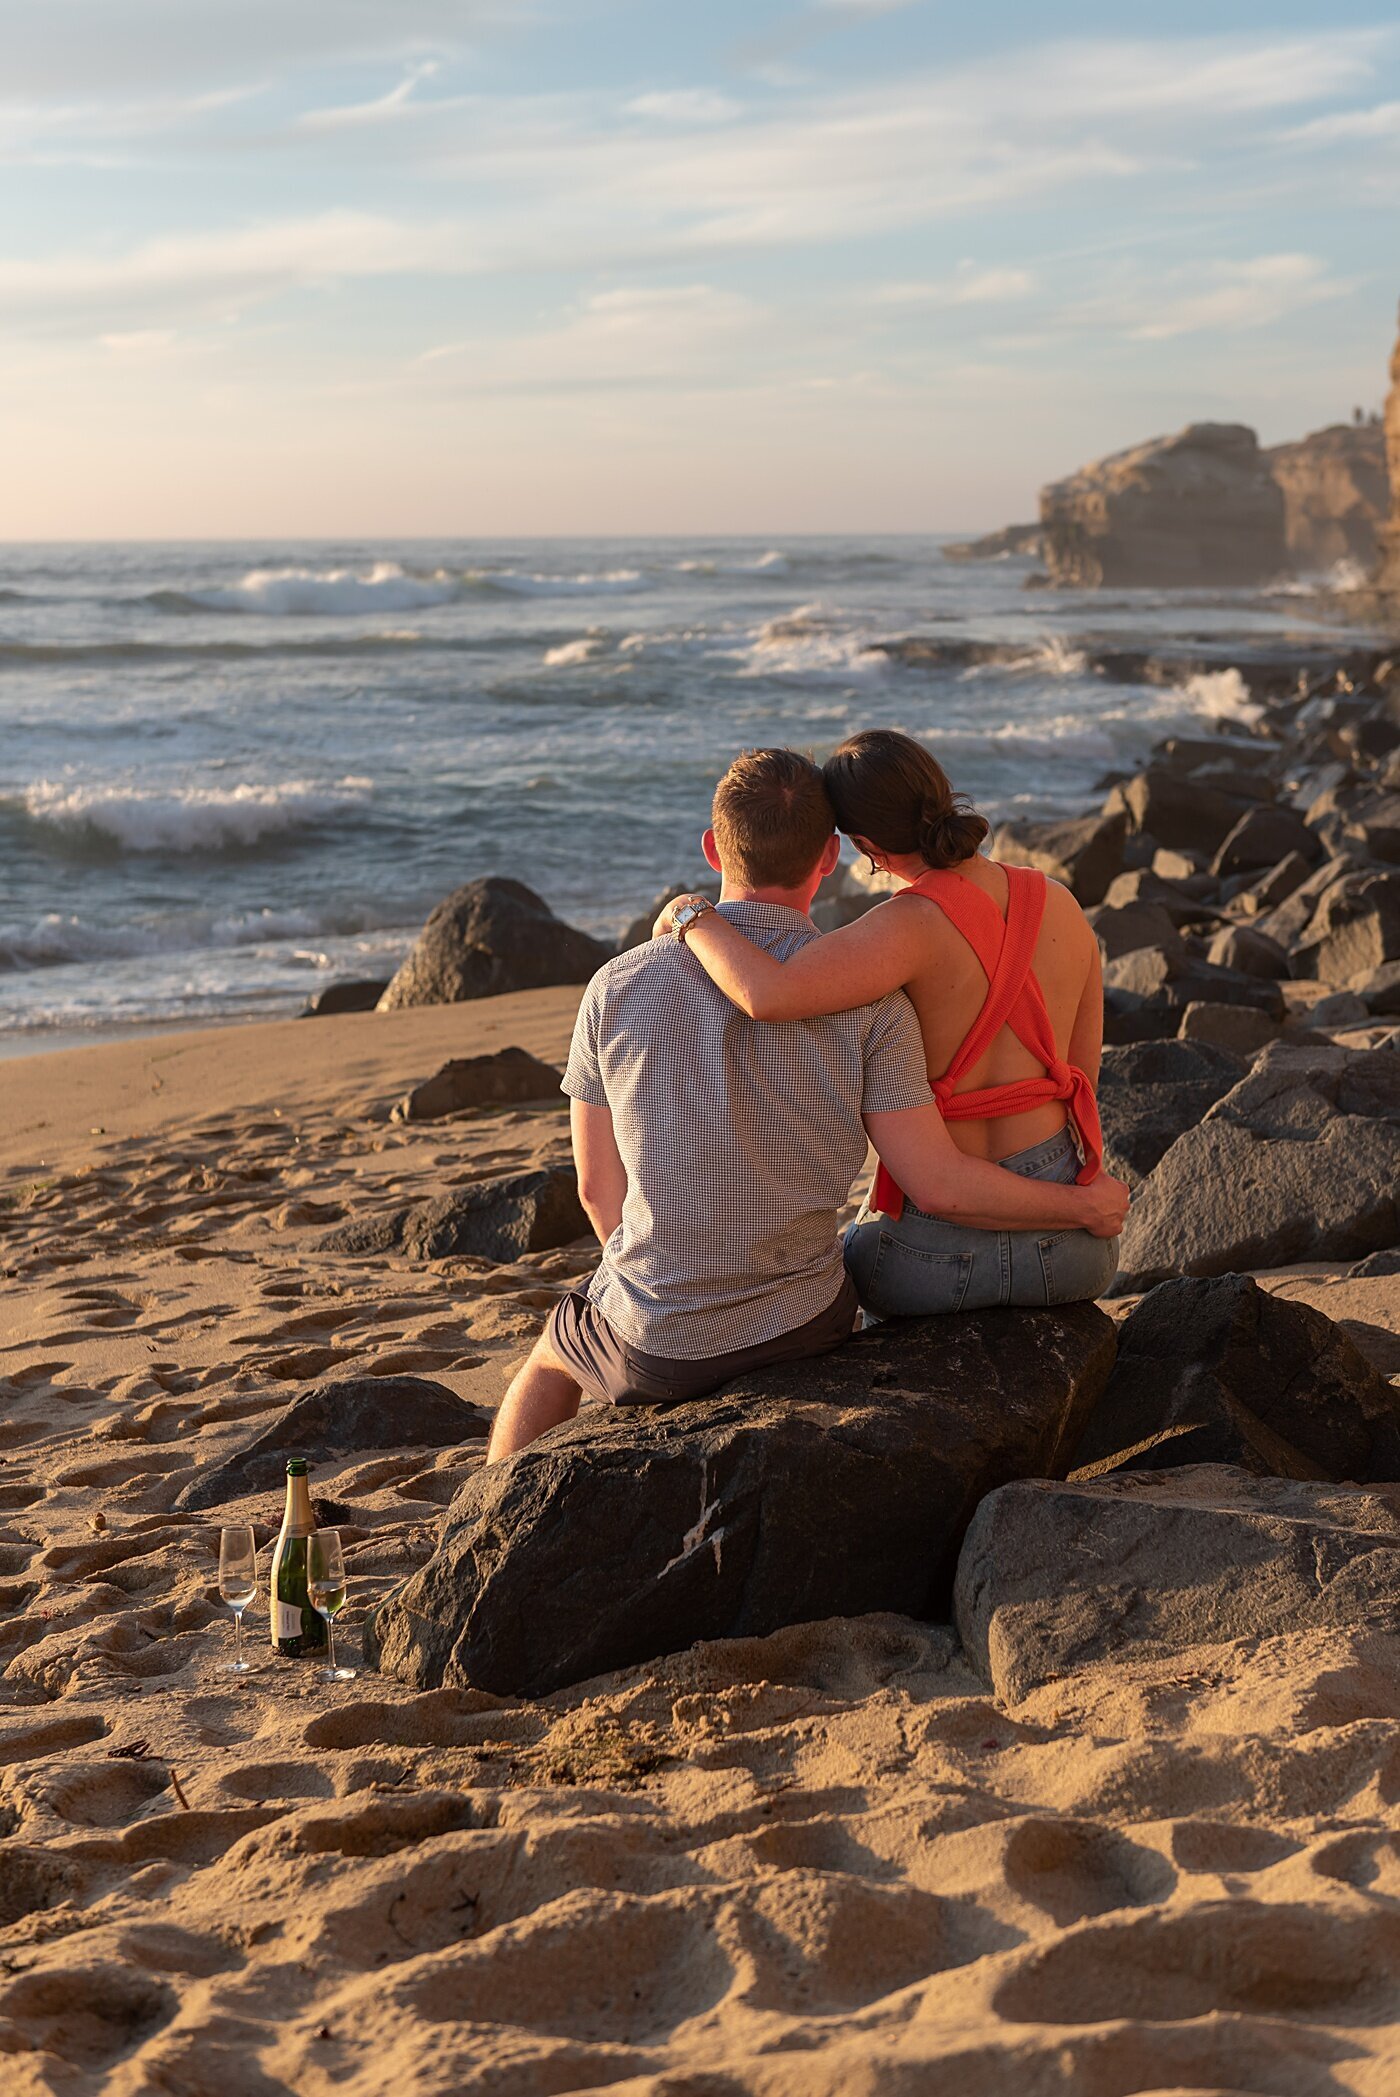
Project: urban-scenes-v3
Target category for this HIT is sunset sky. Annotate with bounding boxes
[3,0,1398,537]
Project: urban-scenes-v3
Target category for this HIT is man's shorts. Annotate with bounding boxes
[545,1276,859,1407]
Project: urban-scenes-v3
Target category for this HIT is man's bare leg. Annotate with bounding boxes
[486,1333,583,1464]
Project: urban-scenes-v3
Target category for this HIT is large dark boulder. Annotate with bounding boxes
[1106,766,1259,860]
[1294,871,1400,985]
[1096,1039,1244,1187]
[377,878,610,1010]
[1210,803,1318,879]
[392,1047,563,1123]
[1072,1274,1400,1483]
[365,1305,1117,1698]
[1114,1042,1400,1287]
[955,1466,1400,1702]
[990,810,1127,906]
[321,1165,589,1264]
[178,1377,488,1510]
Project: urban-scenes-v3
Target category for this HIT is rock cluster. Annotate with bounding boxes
[377,877,610,1010]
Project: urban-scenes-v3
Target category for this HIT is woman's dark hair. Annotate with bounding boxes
[823,729,989,870]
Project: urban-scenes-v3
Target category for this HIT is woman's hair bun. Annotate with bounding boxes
[916,796,989,871]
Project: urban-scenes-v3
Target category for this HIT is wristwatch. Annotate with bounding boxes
[672,896,717,942]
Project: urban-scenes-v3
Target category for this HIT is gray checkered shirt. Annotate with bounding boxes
[562,900,934,1360]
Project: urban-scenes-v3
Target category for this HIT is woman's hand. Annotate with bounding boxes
[652,893,710,939]
[1075,1170,1131,1239]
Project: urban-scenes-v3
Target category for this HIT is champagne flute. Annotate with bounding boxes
[307,1529,356,1682]
[218,1524,257,1675]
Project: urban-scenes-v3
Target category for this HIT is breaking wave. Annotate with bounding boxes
[12,778,374,856]
[172,563,459,616]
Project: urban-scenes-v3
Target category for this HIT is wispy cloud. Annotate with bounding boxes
[1094,254,1359,341]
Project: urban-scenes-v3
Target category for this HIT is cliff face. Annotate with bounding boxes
[1039,423,1286,589]
[1265,423,1388,575]
[1377,317,1400,596]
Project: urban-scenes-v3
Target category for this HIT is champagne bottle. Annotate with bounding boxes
[269,1458,327,1655]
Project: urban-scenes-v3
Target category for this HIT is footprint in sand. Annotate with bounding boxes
[0,1961,177,2073]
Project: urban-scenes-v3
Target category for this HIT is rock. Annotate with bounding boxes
[322,1166,589,1264]
[1106,767,1258,861]
[1252,854,1358,950]
[619,881,720,951]
[1357,961,1400,1016]
[1114,1042,1400,1287]
[1087,901,1185,963]
[365,1305,1118,1698]
[1100,869,1220,926]
[1345,791,1400,865]
[377,878,611,1010]
[1102,946,1179,999]
[299,978,392,1018]
[1371,315,1400,597]
[1177,1002,1280,1056]
[391,1047,563,1123]
[1264,422,1390,572]
[1234,851,1314,917]
[1211,804,1321,879]
[1151,847,1206,880]
[1040,423,1287,589]
[1152,733,1277,779]
[954,1466,1400,1702]
[990,810,1127,906]
[1205,925,1290,979]
[1294,872,1400,985]
[178,1377,489,1510]
[1096,1039,1244,1187]
[941,523,1042,562]
[1308,990,1372,1029]
[1071,1274,1400,1484]
[1351,1249,1400,1278]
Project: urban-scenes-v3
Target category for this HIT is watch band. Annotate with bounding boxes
[673,897,717,943]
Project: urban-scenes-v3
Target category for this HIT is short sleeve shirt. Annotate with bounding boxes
[562,900,933,1359]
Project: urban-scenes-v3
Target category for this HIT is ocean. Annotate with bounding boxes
[0,536,1385,1050]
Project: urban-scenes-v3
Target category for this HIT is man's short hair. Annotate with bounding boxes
[711,748,835,890]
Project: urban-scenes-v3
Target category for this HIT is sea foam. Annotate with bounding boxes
[19,778,373,854]
[186,563,458,616]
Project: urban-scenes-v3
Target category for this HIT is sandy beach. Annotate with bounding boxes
[2,993,1398,2094]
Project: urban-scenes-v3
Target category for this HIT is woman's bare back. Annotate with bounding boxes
[895,856,1101,1162]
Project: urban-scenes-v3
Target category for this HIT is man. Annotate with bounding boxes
[486,749,1127,1462]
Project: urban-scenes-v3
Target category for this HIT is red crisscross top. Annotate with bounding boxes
[871,862,1104,1220]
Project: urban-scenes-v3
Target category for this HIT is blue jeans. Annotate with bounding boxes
[843,1127,1119,1318]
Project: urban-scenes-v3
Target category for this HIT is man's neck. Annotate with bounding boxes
[718,882,816,916]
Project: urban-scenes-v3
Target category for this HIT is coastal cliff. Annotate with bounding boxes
[1038,424,1287,589]
[1265,422,1388,574]
[1377,314,1400,596]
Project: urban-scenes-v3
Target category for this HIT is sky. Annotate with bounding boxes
[2,0,1398,538]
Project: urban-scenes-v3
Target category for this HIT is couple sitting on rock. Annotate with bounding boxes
[487,732,1129,1462]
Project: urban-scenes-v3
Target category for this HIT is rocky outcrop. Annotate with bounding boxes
[1374,315,1400,597]
[1072,1274,1400,1483]
[1114,1043,1400,1288]
[321,1165,589,1264]
[178,1377,488,1510]
[366,1306,1117,1698]
[377,878,610,1010]
[941,523,1042,563]
[954,1466,1400,1703]
[1264,422,1389,573]
[391,1048,563,1124]
[1040,425,1287,589]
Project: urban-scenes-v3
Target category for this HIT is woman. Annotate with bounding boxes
[655,729,1119,1316]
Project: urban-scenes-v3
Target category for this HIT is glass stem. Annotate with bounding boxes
[236,1608,244,1666]
[326,1614,336,1673]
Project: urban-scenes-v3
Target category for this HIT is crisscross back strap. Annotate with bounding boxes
[870,863,1104,1220]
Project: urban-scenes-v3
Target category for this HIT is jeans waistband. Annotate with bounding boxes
[999,1125,1082,1178]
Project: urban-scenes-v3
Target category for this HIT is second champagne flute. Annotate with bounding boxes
[218,1524,257,1675]
[306,1529,356,1683]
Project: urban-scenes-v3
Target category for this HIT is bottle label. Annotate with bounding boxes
[274,1601,305,1642]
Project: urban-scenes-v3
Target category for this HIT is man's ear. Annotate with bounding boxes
[818,832,841,878]
[702,828,722,874]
